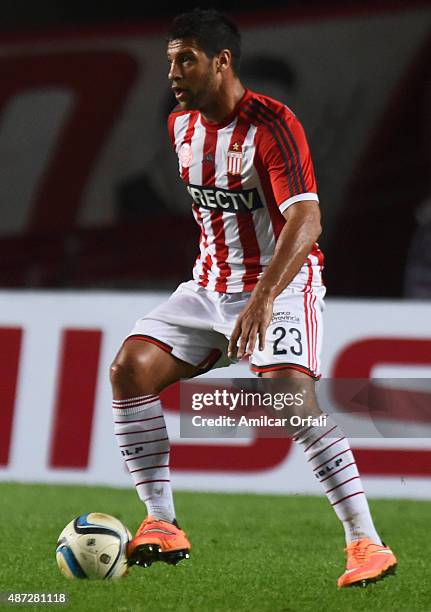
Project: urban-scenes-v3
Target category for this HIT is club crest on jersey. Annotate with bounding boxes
[227,142,243,175]
[179,142,193,168]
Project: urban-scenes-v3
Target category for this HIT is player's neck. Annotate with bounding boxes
[200,79,246,125]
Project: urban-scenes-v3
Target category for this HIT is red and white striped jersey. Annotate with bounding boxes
[167,88,324,293]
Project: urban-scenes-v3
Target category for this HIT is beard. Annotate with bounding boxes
[180,72,217,111]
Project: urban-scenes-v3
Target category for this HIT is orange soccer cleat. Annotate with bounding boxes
[127,515,191,568]
[337,538,397,588]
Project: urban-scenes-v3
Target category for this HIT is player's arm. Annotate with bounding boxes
[228,107,320,360]
[228,201,321,359]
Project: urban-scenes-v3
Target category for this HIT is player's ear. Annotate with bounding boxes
[216,49,232,72]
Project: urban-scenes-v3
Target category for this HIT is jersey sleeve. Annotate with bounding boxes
[257,107,319,214]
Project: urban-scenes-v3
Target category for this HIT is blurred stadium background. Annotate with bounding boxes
[1,0,431,552]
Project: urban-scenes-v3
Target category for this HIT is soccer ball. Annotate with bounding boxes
[56,512,132,579]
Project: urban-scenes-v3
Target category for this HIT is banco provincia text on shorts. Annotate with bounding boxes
[191,415,328,428]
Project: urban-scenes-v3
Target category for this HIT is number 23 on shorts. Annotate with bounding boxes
[271,325,303,356]
[250,319,319,378]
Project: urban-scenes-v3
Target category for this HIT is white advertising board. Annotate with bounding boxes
[1,290,430,499]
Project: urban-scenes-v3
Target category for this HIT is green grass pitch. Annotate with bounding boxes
[0,483,430,612]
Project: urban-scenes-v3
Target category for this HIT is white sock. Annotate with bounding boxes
[294,416,382,545]
[112,394,175,523]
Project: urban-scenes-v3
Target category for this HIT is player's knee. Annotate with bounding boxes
[109,359,130,388]
[109,349,153,391]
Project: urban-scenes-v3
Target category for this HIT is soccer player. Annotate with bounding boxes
[110,8,397,588]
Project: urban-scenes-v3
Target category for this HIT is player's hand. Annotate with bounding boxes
[228,290,274,360]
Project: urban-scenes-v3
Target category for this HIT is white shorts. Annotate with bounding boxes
[126,280,325,378]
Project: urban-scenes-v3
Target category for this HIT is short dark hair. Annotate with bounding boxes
[167,8,241,74]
